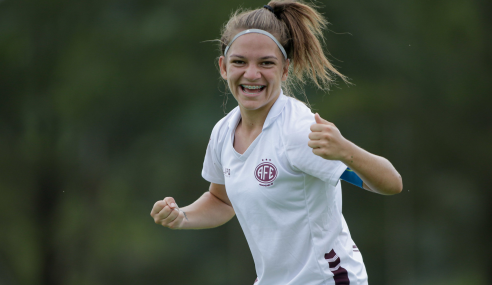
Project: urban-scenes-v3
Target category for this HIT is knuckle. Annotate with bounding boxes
[157,214,167,222]
[167,218,179,229]
[161,216,172,225]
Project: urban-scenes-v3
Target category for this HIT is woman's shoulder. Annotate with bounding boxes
[209,106,239,140]
[279,96,316,147]
[284,96,314,117]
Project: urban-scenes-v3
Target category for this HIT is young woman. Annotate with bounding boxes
[151,1,402,284]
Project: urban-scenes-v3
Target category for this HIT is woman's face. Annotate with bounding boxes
[219,32,289,112]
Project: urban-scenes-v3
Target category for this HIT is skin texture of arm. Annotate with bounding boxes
[308,113,402,195]
[150,183,235,230]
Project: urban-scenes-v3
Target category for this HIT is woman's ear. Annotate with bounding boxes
[282,59,290,81]
[219,56,227,80]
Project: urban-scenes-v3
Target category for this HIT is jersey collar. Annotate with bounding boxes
[262,89,287,130]
[228,89,288,131]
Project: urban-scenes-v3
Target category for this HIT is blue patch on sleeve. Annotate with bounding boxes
[340,168,363,188]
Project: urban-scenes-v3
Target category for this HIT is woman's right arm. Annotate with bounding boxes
[150,183,235,230]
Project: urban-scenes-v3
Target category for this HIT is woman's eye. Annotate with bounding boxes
[261,61,274,66]
[232,60,245,64]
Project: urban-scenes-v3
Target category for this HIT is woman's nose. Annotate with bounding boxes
[243,65,261,80]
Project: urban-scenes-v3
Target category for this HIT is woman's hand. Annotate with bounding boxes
[308,113,402,195]
[150,184,235,230]
[150,197,187,230]
[308,113,350,161]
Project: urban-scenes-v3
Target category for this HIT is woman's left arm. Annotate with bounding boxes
[308,113,402,195]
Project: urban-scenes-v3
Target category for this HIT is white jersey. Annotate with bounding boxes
[202,91,368,285]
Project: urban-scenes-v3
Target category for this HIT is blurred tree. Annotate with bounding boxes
[0,0,490,284]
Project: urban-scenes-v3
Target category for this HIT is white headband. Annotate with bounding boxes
[224,29,288,59]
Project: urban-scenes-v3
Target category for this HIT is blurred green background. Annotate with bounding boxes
[1,0,491,284]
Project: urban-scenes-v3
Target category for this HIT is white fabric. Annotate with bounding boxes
[202,91,368,285]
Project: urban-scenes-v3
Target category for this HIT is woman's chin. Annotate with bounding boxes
[231,93,263,110]
[233,91,279,112]
[238,100,263,111]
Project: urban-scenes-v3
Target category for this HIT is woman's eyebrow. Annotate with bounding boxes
[259,56,278,60]
[228,54,278,60]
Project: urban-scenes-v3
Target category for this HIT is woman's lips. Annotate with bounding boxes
[240,84,266,95]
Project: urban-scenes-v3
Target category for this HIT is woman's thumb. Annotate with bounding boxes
[164,197,178,209]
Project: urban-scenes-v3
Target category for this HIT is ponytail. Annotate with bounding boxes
[220,0,348,95]
[269,1,348,89]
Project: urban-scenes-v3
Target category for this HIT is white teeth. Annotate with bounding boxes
[241,85,264,90]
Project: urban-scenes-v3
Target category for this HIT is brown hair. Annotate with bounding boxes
[220,0,348,96]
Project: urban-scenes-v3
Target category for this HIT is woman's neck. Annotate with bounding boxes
[233,91,281,154]
[237,92,280,133]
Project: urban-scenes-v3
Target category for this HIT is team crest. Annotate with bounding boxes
[254,159,278,187]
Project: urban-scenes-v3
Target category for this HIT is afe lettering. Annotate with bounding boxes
[254,161,278,186]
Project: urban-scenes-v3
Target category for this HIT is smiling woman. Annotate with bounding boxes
[151,1,402,285]
[219,1,349,93]
[219,31,289,113]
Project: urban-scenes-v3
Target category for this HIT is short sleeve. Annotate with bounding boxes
[283,108,347,186]
[201,131,225,185]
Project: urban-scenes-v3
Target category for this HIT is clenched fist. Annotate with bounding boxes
[150,197,187,229]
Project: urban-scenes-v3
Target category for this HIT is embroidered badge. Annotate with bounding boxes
[254,159,278,186]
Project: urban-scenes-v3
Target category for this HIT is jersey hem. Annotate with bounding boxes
[328,163,349,186]
[201,171,225,185]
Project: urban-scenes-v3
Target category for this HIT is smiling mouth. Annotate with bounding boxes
[240,84,266,94]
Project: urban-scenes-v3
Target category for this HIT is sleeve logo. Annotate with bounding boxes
[254,159,278,187]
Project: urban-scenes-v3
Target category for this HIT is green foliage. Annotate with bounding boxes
[0,0,490,284]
